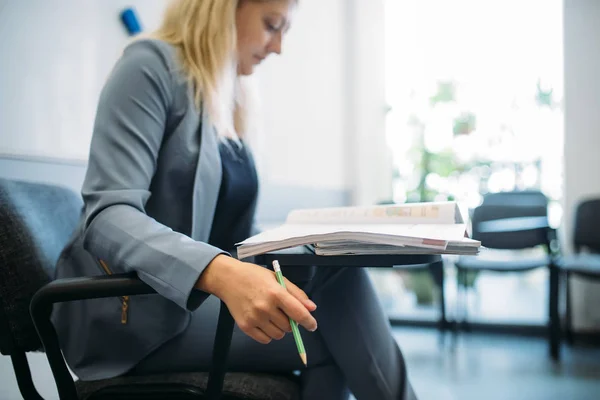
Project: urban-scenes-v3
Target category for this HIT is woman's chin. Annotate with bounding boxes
[237,63,255,76]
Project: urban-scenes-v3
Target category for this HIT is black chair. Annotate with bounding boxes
[480,190,550,208]
[453,191,561,360]
[558,198,600,348]
[0,178,300,400]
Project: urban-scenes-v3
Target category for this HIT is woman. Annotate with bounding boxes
[51,1,417,399]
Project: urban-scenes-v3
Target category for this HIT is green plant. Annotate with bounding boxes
[404,270,436,305]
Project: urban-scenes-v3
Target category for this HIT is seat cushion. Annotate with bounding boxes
[560,254,600,277]
[75,371,300,400]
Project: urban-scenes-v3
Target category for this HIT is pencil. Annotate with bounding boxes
[272,260,307,366]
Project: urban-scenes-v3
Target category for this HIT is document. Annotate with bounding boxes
[236,202,480,259]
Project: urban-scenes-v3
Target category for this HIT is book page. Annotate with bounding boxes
[239,223,467,245]
[285,202,463,225]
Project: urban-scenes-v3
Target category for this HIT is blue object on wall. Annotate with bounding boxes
[121,7,143,35]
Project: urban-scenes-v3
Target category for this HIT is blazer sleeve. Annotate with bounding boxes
[80,40,225,311]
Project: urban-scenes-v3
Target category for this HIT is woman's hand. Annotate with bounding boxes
[196,255,318,344]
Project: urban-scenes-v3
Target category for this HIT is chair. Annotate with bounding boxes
[453,191,561,360]
[0,178,300,400]
[558,198,600,348]
[480,190,550,208]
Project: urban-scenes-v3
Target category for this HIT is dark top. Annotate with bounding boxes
[208,138,259,252]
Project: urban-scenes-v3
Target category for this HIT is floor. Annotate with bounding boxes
[1,351,59,400]
[397,329,600,400]
[1,329,599,399]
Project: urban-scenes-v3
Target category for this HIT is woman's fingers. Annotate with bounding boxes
[219,260,318,345]
[270,309,292,333]
[284,278,318,311]
[276,290,318,332]
[261,321,287,341]
[249,328,272,344]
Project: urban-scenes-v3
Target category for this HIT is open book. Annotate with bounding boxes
[235,202,480,259]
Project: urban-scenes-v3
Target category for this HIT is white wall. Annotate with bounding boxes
[347,0,393,206]
[563,0,600,331]
[251,0,391,203]
[0,0,166,161]
[252,0,347,191]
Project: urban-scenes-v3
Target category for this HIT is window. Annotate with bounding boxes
[374,0,564,324]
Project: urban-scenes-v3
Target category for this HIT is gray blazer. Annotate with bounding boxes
[51,39,258,381]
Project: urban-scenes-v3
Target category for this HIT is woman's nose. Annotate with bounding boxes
[268,33,283,55]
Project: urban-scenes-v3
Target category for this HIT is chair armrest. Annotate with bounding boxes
[29,273,156,400]
[32,272,156,305]
[29,273,234,400]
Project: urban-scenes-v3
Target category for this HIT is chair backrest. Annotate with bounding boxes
[0,178,82,355]
[573,198,600,253]
[481,190,549,208]
[471,191,550,250]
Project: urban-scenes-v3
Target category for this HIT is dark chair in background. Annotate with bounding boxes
[479,190,551,208]
[453,191,561,360]
[558,198,600,349]
[0,178,300,400]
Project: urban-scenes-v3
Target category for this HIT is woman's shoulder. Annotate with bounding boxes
[109,38,196,117]
[121,38,179,70]
[114,38,191,105]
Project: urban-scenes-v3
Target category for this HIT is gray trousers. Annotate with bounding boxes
[131,266,417,400]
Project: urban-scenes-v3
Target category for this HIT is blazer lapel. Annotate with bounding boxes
[191,110,222,242]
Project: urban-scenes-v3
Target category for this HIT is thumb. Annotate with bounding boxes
[284,278,317,311]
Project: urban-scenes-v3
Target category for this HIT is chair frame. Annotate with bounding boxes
[454,212,562,361]
[564,270,600,345]
[9,272,235,400]
[562,198,600,346]
[1,303,45,400]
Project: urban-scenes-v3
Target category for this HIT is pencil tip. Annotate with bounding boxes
[300,353,307,366]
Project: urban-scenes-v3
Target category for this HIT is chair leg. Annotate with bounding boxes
[10,351,44,400]
[565,271,574,345]
[459,269,470,332]
[428,261,447,347]
[454,268,465,336]
[205,300,235,400]
[439,264,448,333]
[429,261,447,333]
[548,264,561,361]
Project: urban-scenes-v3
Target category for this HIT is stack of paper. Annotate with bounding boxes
[236,202,480,259]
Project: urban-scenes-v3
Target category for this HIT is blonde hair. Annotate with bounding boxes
[151,0,259,139]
